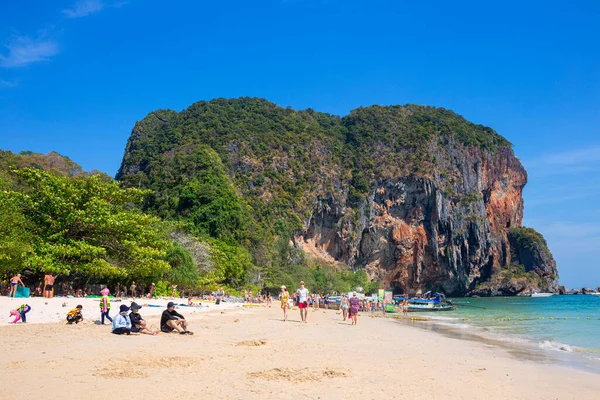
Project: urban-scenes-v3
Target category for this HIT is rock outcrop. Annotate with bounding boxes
[117,98,559,296]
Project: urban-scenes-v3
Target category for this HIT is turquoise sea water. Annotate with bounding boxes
[413,295,600,370]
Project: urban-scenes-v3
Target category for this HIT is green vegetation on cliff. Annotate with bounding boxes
[509,227,549,254]
[1,99,539,295]
[114,97,516,292]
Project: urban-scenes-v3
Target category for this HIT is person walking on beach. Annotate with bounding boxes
[8,274,24,297]
[112,304,137,335]
[340,295,349,321]
[100,288,113,325]
[66,305,84,324]
[160,302,193,334]
[43,274,55,298]
[130,282,137,298]
[296,281,309,323]
[349,292,360,326]
[280,286,289,321]
[402,296,409,317]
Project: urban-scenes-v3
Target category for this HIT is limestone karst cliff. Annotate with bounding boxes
[117,97,558,296]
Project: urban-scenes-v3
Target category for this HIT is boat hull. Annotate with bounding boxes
[408,305,454,312]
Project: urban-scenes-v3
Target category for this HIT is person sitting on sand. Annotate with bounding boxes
[112,304,137,335]
[9,274,24,297]
[66,305,83,324]
[129,302,158,335]
[160,302,193,334]
[9,303,31,323]
[280,286,289,321]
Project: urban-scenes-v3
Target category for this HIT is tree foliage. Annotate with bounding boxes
[1,168,170,279]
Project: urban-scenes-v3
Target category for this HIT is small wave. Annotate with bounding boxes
[433,322,470,329]
[426,315,462,321]
[538,340,573,352]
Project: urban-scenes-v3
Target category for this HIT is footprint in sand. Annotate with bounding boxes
[236,339,268,347]
[248,367,348,382]
[93,356,201,379]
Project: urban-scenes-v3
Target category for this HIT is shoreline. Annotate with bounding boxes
[403,315,600,374]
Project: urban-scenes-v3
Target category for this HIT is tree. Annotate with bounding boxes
[3,168,171,279]
[0,173,33,274]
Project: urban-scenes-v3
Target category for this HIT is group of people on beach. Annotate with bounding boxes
[277,281,410,325]
[7,284,193,336]
[3,273,159,300]
[279,281,362,325]
[93,287,193,335]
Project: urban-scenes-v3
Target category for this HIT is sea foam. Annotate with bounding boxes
[538,340,573,352]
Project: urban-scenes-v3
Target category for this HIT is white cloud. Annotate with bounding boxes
[0,79,18,87]
[0,35,59,68]
[63,0,105,19]
[524,146,600,173]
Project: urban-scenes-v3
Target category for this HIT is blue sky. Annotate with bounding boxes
[1,0,599,288]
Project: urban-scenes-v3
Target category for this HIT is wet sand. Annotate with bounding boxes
[1,302,599,399]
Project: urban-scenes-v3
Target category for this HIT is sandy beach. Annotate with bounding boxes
[1,298,599,400]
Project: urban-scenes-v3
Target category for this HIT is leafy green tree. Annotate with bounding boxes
[3,168,170,279]
[0,173,33,274]
[165,242,200,289]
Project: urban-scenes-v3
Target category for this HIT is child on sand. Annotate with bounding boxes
[9,304,31,323]
[100,288,113,325]
[129,302,158,335]
[280,286,289,321]
[66,305,83,324]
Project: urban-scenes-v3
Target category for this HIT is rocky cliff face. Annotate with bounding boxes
[295,141,557,295]
[117,98,559,296]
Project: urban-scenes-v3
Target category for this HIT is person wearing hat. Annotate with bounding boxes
[129,302,159,335]
[112,304,137,335]
[99,288,113,325]
[349,292,360,326]
[280,286,289,321]
[160,302,193,335]
[296,281,309,323]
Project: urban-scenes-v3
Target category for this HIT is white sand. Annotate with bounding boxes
[1,300,599,399]
[0,296,239,325]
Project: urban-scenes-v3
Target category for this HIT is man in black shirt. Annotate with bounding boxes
[160,302,193,335]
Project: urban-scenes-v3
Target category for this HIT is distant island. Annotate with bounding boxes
[1,98,560,296]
